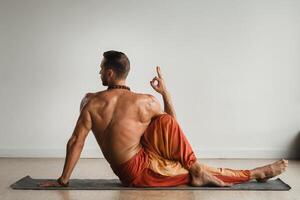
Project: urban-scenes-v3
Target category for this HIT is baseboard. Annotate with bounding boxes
[193,148,296,159]
[0,148,297,159]
[0,148,104,158]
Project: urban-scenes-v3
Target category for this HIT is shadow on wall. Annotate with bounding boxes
[287,131,300,159]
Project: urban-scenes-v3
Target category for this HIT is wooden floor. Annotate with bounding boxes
[0,158,298,200]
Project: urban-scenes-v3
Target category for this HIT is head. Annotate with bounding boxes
[99,50,130,86]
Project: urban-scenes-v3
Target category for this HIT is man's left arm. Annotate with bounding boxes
[58,94,92,185]
[39,94,92,187]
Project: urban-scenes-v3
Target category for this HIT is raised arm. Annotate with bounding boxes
[150,66,177,119]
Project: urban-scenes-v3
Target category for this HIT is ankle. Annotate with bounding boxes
[250,169,261,180]
[189,162,201,175]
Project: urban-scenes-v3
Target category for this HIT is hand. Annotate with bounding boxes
[38,180,62,187]
[38,177,69,187]
[150,66,167,95]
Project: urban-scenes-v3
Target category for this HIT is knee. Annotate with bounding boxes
[158,113,174,122]
[150,113,169,122]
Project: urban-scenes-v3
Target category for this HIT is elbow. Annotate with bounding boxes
[67,137,84,150]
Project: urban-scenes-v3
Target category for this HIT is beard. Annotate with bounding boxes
[101,77,108,86]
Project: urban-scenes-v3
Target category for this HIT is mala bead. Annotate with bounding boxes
[107,85,131,91]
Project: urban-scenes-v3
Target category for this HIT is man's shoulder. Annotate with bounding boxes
[84,92,95,99]
[80,91,106,110]
[130,93,160,108]
[81,92,97,102]
[133,93,160,110]
[138,93,164,117]
[135,92,157,100]
[83,90,108,99]
[143,93,160,104]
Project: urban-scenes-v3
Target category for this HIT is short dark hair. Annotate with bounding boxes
[102,50,130,80]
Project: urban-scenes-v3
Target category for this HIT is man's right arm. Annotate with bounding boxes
[150,66,177,119]
[161,90,177,119]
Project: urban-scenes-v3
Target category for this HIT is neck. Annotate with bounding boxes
[107,80,130,91]
[108,80,126,86]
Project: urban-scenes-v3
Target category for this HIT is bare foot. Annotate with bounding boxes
[189,163,232,187]
[251,159,288,182]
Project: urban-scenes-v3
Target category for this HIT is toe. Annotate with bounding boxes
[275,160,283,165]
[279,159,285,164]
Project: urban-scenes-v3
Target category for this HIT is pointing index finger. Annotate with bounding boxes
[156,66,163,78]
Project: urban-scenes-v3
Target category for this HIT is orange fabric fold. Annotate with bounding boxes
[110,113,197,187]
[109,113,251,187]
[200,163,251,184]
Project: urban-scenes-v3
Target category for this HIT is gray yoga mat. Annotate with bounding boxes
[10,175,291,190]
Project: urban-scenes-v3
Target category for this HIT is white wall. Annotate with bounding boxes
[0,0,299,158]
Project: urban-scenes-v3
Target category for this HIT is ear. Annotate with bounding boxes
[107,69,114,78]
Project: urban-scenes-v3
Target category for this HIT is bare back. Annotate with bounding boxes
[84,89,164,166]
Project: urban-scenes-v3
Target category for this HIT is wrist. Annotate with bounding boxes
[161,90,169,96]
[57,176,69,187]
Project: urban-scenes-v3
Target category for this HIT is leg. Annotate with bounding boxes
[141,113,197,170]
[190,162,251,185]
[140,114,289,187]
[141,114,230,186]
[250,159,288,182]
[188,159,288,186]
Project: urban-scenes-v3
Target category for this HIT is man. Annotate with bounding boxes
[40,50,288,187]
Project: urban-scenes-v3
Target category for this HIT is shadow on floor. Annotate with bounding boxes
[56,190,196,200]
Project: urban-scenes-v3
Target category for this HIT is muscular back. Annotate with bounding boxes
[84,89,164,166]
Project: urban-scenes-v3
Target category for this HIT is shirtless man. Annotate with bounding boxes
[40,50,288,187]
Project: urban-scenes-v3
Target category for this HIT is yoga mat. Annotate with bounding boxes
[10,175,291,190]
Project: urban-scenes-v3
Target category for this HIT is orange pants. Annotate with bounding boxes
[110,113,250,187]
